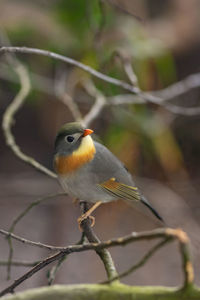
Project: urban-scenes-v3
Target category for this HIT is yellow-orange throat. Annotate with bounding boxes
[54,135,96,175]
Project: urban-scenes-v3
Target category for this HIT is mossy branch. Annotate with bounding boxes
[2,283,200,300]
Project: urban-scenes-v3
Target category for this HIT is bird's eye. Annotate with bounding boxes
[66,135,74,143]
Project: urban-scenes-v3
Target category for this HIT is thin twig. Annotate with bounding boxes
[102,237,171,283]
[0,62,55,96]
[82,79,106,126]
[9,192,66,234]
[109,92,200,115]
[113,50,138,86]
[47,232,86,285]
[6,192,66,279]
[1,51,56,178]
[0,260,39,267]
[47,256,66,286]
[0,229,62,251]
[60,93,83,121]
[54,69,83,121]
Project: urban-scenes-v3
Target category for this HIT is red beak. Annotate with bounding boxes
[83,129,94,137]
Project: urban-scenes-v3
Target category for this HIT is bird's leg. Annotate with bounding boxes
[78,201,102,229]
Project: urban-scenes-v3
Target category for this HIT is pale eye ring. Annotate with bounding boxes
[66,135,74,143]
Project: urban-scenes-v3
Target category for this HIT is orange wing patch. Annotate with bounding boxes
[99,178,141,201]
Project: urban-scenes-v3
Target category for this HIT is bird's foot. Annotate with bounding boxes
[77,213,95,231]
[77,201,101,230]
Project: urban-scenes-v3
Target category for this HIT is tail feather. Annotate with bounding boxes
[141,196,164,223]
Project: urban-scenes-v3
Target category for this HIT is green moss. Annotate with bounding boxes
[3,283,200,300]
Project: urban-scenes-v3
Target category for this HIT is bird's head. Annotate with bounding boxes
[54,122,94,158]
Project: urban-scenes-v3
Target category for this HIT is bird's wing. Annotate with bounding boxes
[99,178,163,222]
[92,142,163,222]
[98,178,141,202]
[92,142,134,185]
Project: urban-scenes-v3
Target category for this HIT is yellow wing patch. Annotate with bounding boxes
[99,178,141,201]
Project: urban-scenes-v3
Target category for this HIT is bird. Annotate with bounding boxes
[53,122,163,227]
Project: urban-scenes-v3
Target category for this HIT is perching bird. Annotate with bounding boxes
[54,122,163,226]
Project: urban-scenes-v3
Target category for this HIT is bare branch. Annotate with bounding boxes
[47,232,85,286]
[79,202,118,281]
[102,237,171,283]
[47,256,66,286]
[154,72,200,101]
[9,192,66,234]
[0,227,194,296]
[0,46,140,94]
[0,251,65,297]
[1,46,200,116]
[6,192,66,279]
[54,69,83,121]
[1,53,56,178]
[113,50,139,86]
[60,93,83,121]
[109,92,200,115]
[0,260,38,267]
[0,62,55,96]
[166,228,194,289]
[82,79,106,126]
[0,229,60,251]
[108,94,144,105]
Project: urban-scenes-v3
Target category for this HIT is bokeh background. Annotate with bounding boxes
[0,0,200,293]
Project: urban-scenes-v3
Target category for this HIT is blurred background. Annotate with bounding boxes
[0,0,200,293]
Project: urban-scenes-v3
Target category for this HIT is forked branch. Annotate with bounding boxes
[0,227,194,297]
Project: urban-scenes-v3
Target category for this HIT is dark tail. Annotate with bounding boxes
[141,196,164,223]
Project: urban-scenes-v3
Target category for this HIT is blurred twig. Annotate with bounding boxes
[54,69,83,121]
[0,62,55,96]
[113,50,139,86]
[1,53,56,179]
[0,260,39,267]
[82,78,106,126]
[1,46,200,115]
[0,46,140,94]
[106,0,143,21]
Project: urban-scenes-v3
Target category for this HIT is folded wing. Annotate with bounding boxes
[99,178,163,222]
[99,178,141,202]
